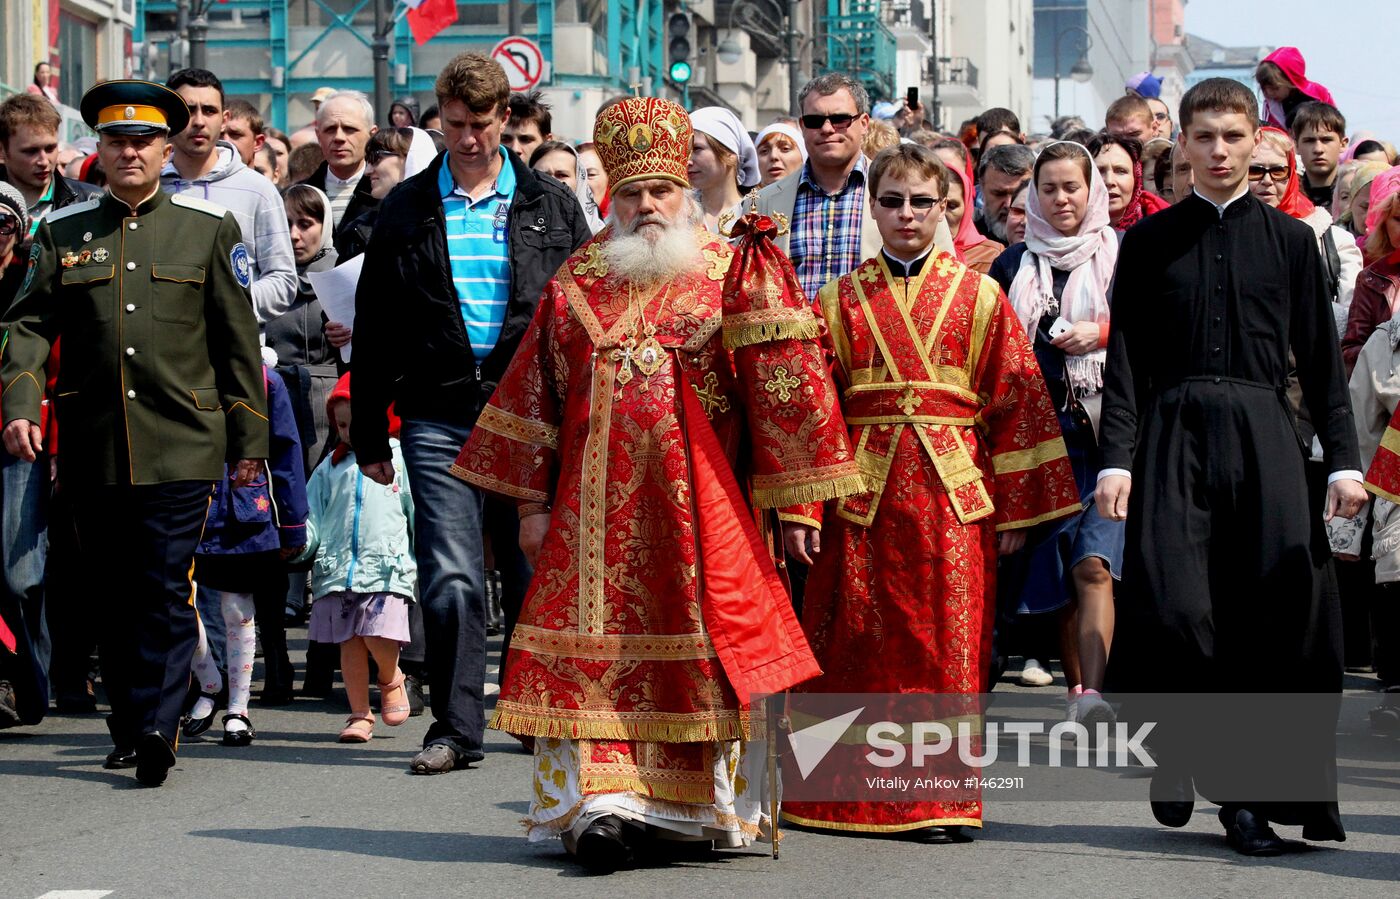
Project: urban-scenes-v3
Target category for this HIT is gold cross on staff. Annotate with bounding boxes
[630,82,644,97]
[693,371,731,419]
[896,384,923,416]
[764,366,802,403]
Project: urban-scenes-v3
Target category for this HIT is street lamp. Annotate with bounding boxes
[1053,25,1094,120]
[715,0,803,115]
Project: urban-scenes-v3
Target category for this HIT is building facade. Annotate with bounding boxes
[1,0,133,139]
[1029,0,1153,134]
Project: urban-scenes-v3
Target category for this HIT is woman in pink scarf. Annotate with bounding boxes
[944,161,1004,274]
[1255,47,1335,130]
[987,141,1122,728]
[1341,167,1400,371]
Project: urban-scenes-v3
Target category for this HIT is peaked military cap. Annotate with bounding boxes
[80,80,190,136]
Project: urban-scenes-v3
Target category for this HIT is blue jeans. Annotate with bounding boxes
[0,447,51,724]
[400,418,488,761]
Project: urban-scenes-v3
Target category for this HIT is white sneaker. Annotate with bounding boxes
[1019,658,1054,687]
[1076,692,1117,731]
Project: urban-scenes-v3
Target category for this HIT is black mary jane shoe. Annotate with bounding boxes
[182,691,220,738]
[576,815,633,874]
[1220,807,1304,857]
[103,746,138,769]
[221,713,256,747]
[134,732,177,787]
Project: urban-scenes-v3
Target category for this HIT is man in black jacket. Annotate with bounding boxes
[0,94,101,238]
[352,52,592,775]
[298,90,379,244]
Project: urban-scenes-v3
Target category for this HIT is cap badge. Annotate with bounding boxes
[124,106,136,120]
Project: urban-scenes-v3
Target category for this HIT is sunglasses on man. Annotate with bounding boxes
[801,113,859,130]
[0,215,20,237]
[875,195,943,210]
[1247,164,1289,184]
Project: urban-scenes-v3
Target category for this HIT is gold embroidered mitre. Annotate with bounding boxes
[593,97,693,192]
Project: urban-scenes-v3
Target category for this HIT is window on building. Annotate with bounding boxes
[57,11,99,108]
[1033,1,1089,79]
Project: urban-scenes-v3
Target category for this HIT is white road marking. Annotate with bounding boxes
[37,892,115,898]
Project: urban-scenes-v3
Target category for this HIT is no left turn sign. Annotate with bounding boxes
[492,36,545,91]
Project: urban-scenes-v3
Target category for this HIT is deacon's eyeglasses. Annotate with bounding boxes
[801,113,859,131]
[876,195,943,210]
[1247,164,1290,183]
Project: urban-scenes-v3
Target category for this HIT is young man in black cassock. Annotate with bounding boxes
[1095,78,1367,856]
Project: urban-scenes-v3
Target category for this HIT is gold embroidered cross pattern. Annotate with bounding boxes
[896,384,923,416]
[693,372,731,419]
[575,244,609,279]
[765,366,801,403]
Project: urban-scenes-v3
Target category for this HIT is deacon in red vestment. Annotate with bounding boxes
[451,97,862,871]
[780,145,1081,840]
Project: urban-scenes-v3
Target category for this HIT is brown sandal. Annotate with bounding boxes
[338,714,374,743]
[378,671,411,727]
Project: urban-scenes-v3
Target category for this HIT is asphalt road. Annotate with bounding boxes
[3,631,1399,899]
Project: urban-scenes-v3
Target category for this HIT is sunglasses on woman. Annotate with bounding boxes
[801,113,858,130]
[876,195,943,210]
[1247,164,1289,183]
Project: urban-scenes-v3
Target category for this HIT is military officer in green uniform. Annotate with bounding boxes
[0,81,268,787]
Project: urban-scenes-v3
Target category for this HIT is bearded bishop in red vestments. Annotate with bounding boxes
[451,97,862,869]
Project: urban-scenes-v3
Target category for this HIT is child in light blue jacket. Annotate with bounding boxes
[298,374,416,742]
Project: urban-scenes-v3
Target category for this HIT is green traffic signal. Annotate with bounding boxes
[669,60,693,84]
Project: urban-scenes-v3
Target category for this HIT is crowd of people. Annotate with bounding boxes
[0,41,1398,872]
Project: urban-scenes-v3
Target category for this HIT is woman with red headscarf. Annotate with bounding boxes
[1251,127,1361,343]
[944,160,1004,274]
[1087,132,1169,230]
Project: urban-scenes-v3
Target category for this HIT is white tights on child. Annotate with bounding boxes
[189,589,257,723]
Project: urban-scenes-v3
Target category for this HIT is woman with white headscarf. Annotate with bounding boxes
[528,139,606,234]
[987,141,1123,727]
[755,121,806,186]
[688,106,759,233]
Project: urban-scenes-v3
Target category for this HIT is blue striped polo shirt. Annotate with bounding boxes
[439,149,515,358]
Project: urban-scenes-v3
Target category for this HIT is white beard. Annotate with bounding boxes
[602,198,704,285]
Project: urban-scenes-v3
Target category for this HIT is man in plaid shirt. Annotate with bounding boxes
[746,74,880,299]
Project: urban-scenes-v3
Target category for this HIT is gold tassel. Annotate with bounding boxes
[750,472,870,509]
[722,316,822,350]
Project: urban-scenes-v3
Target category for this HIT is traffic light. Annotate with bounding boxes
[668,11,693,85]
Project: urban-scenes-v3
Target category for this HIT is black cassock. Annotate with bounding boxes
[1100,191,1359,840]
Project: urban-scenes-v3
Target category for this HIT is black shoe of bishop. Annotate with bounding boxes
[576,815,633,874]
[1220,808,1304,857]
[1150,768,1195,828]
[919,825,975,844]
[134,731,177,787]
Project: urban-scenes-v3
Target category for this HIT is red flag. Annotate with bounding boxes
[407,0,458,46]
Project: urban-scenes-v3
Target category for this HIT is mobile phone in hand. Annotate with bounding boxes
[906,85,919,108]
